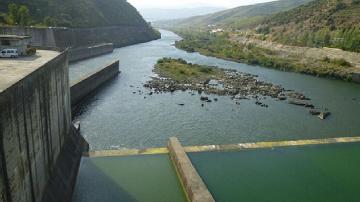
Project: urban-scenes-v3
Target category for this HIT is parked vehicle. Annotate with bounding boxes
[0,49,19,58]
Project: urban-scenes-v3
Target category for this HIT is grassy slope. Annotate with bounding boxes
[157,0,312,30]
[260,0,360,52]
[0,0,148,27]
[175,31,355,81]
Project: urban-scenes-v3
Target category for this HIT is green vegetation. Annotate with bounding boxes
[2,3,31,26]
[157,0,312,30]
[155,58,222,82]
[261,0,360,52]
[0,0,149,27]
[175,30,354,81]
[161,0,359,82]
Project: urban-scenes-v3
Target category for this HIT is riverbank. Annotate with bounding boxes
[145,58,331,120]
[174,30,360,83]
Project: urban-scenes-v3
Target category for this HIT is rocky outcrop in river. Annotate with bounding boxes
[144,58,331,120]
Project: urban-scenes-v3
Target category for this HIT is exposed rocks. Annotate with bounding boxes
[144,60,330,120]
[309,110,331,120]
[318,112,331,120]
[288,99,314,108]
[309,109,321,115]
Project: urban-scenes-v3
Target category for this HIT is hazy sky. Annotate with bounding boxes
[128,0,275,9]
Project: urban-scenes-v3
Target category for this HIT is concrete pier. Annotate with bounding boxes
[168,137,215,202]
[70,60,120,107]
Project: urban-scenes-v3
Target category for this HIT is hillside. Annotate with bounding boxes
[139,7,226,22]
[0,0,149,27]
[156,0,313,30]
[258,0,360,52]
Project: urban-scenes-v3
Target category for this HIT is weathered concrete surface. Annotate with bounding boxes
[0,25,160,49]
[0,50,60,93]
[68,43,114,63]
[0,50,88,202]
[70,60,120,107]
[86,136,360,157]
[168,137,215,202]
[85,147,169,157]
[41,125,88,202]
[183,136,360,153]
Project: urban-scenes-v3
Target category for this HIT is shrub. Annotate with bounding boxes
[331,58,352,67]
[26,47,36,56]
[199,67,213,73]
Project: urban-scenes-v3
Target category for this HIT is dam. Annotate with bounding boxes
[0,29,359,201]
[0,50,88,201]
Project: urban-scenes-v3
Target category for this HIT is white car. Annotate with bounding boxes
[0,49,19,58]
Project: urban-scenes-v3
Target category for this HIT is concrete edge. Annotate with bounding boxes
[183,136,360,153]
[70,60,120,87]
[70,60,120,107]
[84,147,168,157]
[84,136,360,157]
[168,137,215,202]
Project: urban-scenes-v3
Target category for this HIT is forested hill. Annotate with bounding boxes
[156,0,312,30]
[258,0,360,52]
[0,0,149,27]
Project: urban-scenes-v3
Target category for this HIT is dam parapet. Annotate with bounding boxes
[0,50,88,202]
[68,43,114,63]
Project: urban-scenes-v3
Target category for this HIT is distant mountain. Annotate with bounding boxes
[139,7,226,22]
[156,0,312,30]
[258,0,360,52]
[0,0,150,27]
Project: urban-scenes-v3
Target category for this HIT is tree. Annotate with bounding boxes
[0,12,6,25]
[17,5,31,26]
[5,3,31,26]
[43,16,57,26]
[6,3,18,25]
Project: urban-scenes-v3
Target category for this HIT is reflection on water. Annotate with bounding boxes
[72,155,185,202]
[189,142,360,201]
[70,30,360,150]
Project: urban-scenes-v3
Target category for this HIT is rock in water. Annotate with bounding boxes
[318,112,331,120]
[200,96,209,101]
[309,109,321,115]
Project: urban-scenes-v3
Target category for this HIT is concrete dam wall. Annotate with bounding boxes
[70,60,120,107]
[68,43,114,63]
[0,25,160,49]
[0,51,88,202]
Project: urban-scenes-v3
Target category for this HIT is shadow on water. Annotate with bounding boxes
[72,155,186,202]
[72,76,121,119]
[72,158,138,202]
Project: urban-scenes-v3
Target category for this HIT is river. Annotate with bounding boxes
[69,30,360,150]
